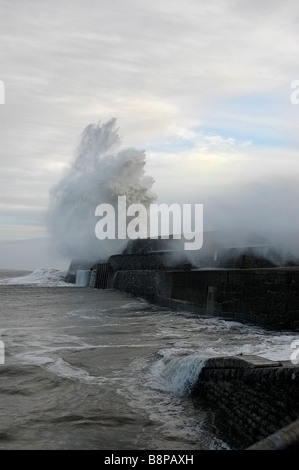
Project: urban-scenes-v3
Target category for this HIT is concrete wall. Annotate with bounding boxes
[99,269,299,449]
[192,355,299,449]
[87,254,299,449]
[80,259,299,449]
[171,269,299,329]
[110,268,299,330]
[108,251,192,271]
[112,270,159,303]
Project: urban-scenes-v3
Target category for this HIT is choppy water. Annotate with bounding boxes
[0,269,297,450]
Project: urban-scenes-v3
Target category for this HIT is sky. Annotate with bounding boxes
[0,0,299,269]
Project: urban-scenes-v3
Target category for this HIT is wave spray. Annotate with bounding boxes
[48,118,156,262]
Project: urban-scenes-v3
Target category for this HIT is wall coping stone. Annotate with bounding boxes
[204,355,283,369]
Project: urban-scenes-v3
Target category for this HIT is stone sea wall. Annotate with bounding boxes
[65,256,299,449]
[109,268,299,330]
[192,355,299,449]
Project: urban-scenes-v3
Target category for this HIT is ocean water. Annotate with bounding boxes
[0,268,297,450]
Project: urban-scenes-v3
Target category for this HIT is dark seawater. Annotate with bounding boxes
[0,269,297,450]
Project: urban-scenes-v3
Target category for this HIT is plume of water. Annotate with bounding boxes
[48,118,156,262]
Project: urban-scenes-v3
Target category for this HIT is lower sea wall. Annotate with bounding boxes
[110,268,299,330]
[192,355,299,449]
[94,264,299,449]
[84,264,299,449]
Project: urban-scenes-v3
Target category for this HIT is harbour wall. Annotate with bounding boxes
[66,256,299,449]
[109,268,299,330]
[192,355,299,450]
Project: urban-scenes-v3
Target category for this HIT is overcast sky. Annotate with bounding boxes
[1,0,299,269]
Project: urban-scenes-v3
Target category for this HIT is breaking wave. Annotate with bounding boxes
[48,118,156,261]
[0,268,70,287]
[147,349,207,397]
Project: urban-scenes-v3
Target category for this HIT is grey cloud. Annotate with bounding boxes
[0,0,299,266]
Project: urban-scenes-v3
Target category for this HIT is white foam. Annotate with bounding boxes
[47,357,103,384]
[121,353,230,449]
[49,119,156,261]
[0,268,71,287]
[158,313,299,362]
[16,352,109,385]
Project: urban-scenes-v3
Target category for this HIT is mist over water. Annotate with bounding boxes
[48,118,299,268]
[49,119,156,262]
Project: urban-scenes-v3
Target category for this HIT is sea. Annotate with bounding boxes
[0,268,297,451]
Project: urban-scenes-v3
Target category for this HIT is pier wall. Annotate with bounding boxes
[110,268,299,330]
[192,355,299,449]
[65,256,299,449]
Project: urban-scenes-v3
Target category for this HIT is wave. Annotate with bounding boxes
[0,268,71,287]
[49,118,156,261]
[147,349,207,397]
[15,351,113,385]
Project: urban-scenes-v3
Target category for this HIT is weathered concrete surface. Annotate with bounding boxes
[108,251,192,271]
[112,270,159,303]
[170,269,299,329]
[193,355,299,449]
[110,268,299,329]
